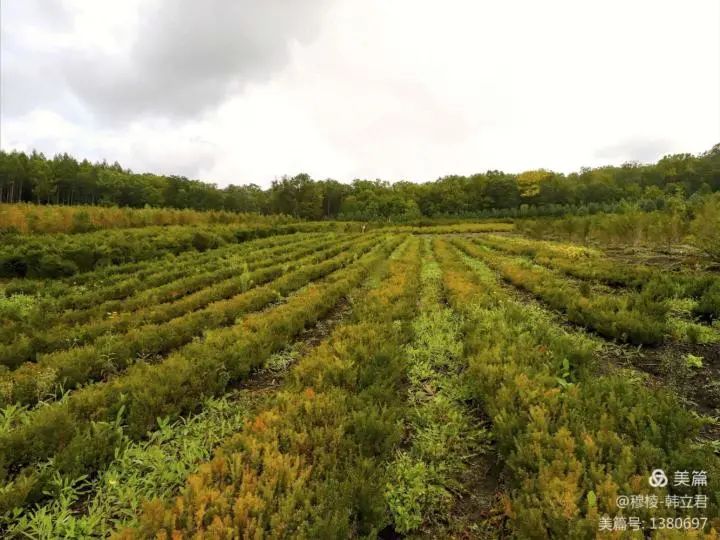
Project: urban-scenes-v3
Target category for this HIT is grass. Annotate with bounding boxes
[385,239,491,535]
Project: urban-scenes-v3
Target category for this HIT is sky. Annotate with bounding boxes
[1,0,719,188]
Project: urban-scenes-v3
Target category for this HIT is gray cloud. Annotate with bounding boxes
[0,0,80,121]
[3,0,718,186]
[0,0,71,32]
[126,137,218,179]
[1,51,87,123]
[65,0,329,123]
[594,137,676,163]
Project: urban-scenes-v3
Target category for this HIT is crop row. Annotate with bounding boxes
[434,238,720,537]
[0,234,347,368]
[51,232,327,314]
[54,232,335,321]
[385,238,490,535]
[387,222,514,235]
[455,239,669,344]
[55,233,342,327]
[0,232,320,344]
[1,231,305,297]
[117,237,422,538]
[2,231,327,311]
[0,235,401,515]
[1,239,407,538]
[0,221,346,278]
[0,202,296,235]
[2,390,262,538]
[478,234,720,321]
[477,234,601,261]
[0,231,328,341]
[0,235,377,408]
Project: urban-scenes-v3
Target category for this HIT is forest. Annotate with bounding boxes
[1,143,719,220]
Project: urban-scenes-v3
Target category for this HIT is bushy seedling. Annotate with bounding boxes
[117,238,422,538]
[434,238,720,537]
[0,238,400,514]
[457,238,668,345]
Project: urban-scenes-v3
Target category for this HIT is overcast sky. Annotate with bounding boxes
[1,0,719,187]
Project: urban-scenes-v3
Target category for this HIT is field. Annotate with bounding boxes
[1,218,719,538]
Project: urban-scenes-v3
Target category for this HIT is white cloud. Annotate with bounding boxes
[2,0,719,186]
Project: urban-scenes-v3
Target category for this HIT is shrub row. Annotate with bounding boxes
[478,234,601,261]
[0,236,376,407]
[3,391,265,538]
[117,238,422,538]
[0,236,401,515]
[51,232,327,314]
[0,234,344,367]
[0,202,296,235]
[515,210,690,247]
[54,232,334,322]
[0,233,324,350]
[2,240,244,297]
[0,221,345,278]
[0,225,239,278]
[1,231,326,304]
[1,239,409,537]
[0,231,327,343]
[478,234,720,321]
[434,238,720,537]
[456,239,669,345]
[386,222,514,235]
[57,234,339,325]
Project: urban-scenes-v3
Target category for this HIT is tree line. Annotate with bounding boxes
[1,144,718,220]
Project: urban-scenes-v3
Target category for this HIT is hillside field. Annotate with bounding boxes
[0,218,719,538]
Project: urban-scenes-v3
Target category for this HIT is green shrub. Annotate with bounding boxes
[694,282,720,321]
[0,238,399,515]
[190,231,221,252]
[32,255,79,278]
[70,210,96,233]
[117,238,421,538]
[457,239,668,345]
[691,194,720,261]
[435,238,720,537]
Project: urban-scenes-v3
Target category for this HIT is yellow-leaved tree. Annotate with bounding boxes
[517,169,554,199]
